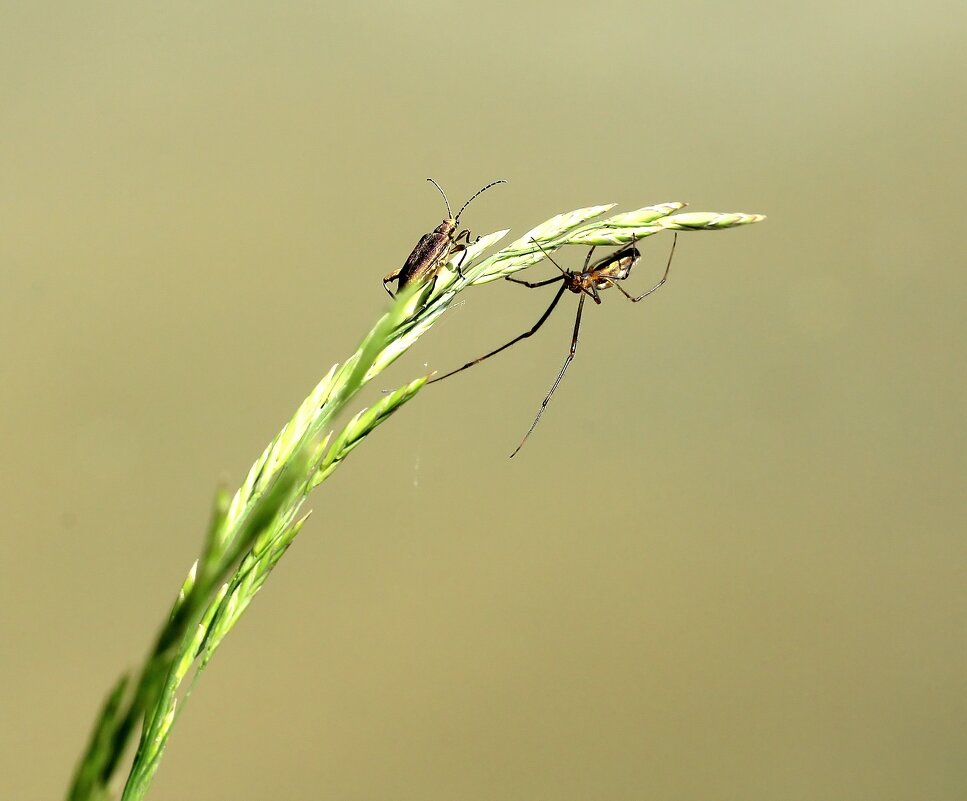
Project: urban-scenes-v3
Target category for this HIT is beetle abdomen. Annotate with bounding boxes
[398,232,451,289]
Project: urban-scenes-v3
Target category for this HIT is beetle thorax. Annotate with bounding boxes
[435,219,458,238]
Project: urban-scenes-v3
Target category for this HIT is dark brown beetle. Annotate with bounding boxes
[383,178,506,297]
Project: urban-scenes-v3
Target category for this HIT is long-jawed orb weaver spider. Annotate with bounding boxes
[428,232,678,457]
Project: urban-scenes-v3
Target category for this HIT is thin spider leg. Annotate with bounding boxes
[630,232,677,302]
[505,274,567,288]
[607,281,639,301]
[531,238,569,277]
[509,293,586,458]
[427,282,569,385]
[583,245,597,270]
[574,281,601,304]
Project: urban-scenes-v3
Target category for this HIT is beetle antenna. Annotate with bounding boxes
[426,178,452,219]
[455,179,507,223]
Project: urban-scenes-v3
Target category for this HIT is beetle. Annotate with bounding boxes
[383,178,506,298]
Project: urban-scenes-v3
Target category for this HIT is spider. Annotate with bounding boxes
[428,232,678,456]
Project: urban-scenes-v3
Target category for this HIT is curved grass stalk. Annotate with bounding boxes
[66,199,764,801]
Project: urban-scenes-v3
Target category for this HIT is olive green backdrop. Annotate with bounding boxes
[2,2,964,799]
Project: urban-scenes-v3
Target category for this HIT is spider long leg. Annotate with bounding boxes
[509,293,586,458]
[629,232,677,302]
[505,274,566,288]
[531,238,569,277]
[605,279,637,302]
[428,282,569,385]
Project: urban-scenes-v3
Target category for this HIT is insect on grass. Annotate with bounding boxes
[428,233,678,456]
[383,178,506,298]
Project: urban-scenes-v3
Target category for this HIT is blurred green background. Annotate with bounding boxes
[2,2,964,799]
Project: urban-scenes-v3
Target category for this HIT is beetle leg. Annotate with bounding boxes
[451,244,470,278]
[382,266,402,298]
